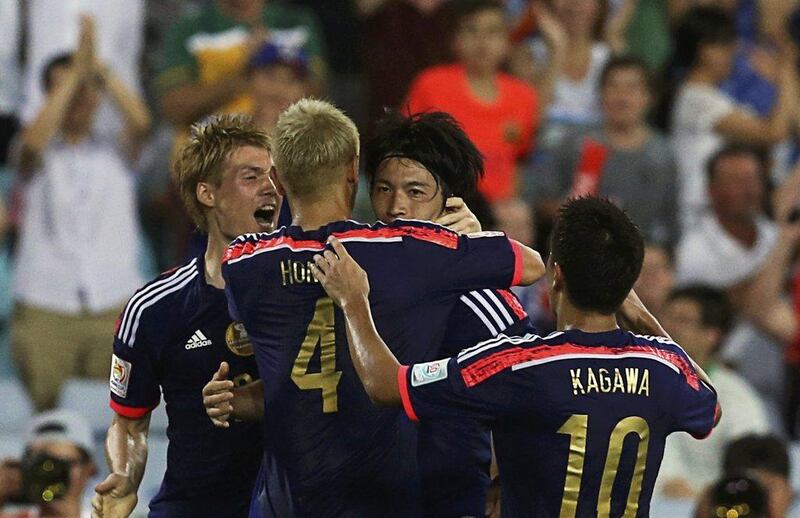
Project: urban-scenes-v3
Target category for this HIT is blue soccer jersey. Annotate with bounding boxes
[420,290,535,517]
[110,253,263,517]
[400,329,718,518]
[222,220,523,518]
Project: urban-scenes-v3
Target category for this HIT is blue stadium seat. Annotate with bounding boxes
[649,497,695,518]
[791,441,800,491]
[136,435,168,515]
[57,378,113,436]
[0,432,24,460]
[0,378,34,433]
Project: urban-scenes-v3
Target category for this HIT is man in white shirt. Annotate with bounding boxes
[675,143,786,428]
[11,17,151,410]
[656,286,769,498]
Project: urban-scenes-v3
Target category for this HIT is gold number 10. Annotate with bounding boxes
[291,297,342,413]
[557,414,650,518]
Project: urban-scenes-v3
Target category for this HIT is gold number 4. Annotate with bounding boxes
[557,414,650,518]
[291,297,342,413]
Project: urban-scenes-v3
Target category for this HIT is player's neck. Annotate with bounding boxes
[290,199,354,231]
[204,231,229,289]
[556,302,619,334]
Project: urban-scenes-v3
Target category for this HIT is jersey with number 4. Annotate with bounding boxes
[399,328,718,518]
[222,219,523,518]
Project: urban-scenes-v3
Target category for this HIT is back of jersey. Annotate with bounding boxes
[401,328,718,518]
[222,220,521,517]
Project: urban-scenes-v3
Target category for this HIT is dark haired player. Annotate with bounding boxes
[92,115,280,518]
[216,99,545,517]
[312,197,721,517]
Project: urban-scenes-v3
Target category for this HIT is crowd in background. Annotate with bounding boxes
[1,0,800,516]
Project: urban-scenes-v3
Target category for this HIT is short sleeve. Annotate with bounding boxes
[434,232,522,293]
[671,372,719,440]
[398,358,505,423]
[676,86,735,134]
[109,322,161,419]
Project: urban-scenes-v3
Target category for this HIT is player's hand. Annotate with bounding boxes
[0,459,22,507]
[92,473,137,518]
[485,476,502,518]
[311,237,370,308]
[202,362,235,428]
[435,197,482,234]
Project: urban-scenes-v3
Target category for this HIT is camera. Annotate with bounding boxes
[17,452,72,504]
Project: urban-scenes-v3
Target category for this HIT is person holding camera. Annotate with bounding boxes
[0,409,96,518]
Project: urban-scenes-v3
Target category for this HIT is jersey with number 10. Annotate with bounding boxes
[400,328,719,517]
[222,220,522,517]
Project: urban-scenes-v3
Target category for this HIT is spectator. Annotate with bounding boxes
[156,0,326,128]
[534,55,678,246]
[405,0,538,239]
[657,286,769,498]
[248,41,311,131]
[675,144,787,427]
[670,6,796,229]
[0,409,96,518]
[11,17,150,410]
[20,0,145,136]
[0,0,20,166]
[694,475,770,518]
[633,242,674,320]
[724,435,794,518]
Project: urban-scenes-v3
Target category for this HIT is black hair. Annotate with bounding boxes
[550,197,644,314]
[667,285,733,334]
[364,110,484,199]
[673,6,737,70]
[724,434,790,479]
[599,54,652,92]
[42,53,74,92]
[706,143,763,185]
[452,0,504,28]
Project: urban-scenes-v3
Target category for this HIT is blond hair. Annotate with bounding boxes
[173,114,270,231]
[272,98,359,199]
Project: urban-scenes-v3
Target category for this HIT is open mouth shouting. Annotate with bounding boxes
[254,203,277,231]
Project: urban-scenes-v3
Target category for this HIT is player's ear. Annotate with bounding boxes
[552,262,565,293]
[346,157,359,185]
[270,166,287,196]
[196,182,215,209]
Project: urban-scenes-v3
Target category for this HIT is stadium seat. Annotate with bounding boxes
[0,378,34,433]
[791,441,800,491]
[135,435,168,515]
[649,497,695,518]
[57,378,113,436]
[0,432,25,460]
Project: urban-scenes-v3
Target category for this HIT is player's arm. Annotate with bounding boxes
[202,362,265,427]
[311,237,402,406]
[92,413,150,518]
[515,240,546,286]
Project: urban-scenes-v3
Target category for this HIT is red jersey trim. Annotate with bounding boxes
[109,399,156,419]
[460,342,701,391]
[397,366,419,422]
[223,225,459,264]
[510,240,523,286]
[693,402,721,440]
[497,289,527,320]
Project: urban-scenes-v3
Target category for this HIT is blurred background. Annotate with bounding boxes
[1,0,800,516]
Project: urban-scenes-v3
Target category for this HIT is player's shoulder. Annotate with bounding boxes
[115,256,202,347]
[222,227,304,265]
[355,219,460,249]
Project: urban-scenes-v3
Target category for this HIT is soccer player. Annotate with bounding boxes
[206,110,535,516]
[216,99,545,517]
[91,115,280,518]
[311,197,721,517]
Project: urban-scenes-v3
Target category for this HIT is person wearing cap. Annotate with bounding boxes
[248,40,311,131]
[0,409,96,518]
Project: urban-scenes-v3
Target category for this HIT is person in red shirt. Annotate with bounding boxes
[405,0,538,241]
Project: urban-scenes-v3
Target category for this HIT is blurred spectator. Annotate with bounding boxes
[657,286,769,498]
[21,0,145,136]
[534,55,678,246]
[675,144,787,428]
[156,0,326,128]
[0,0,21,166]
[0,409,95,518]
[670,6,796,229]
[359,0,450,136]
[633,242,674,319]
[11,18,150,410]
[248,41,311,131]
[405,0,538,240]
[694,475,770,518]
[724,435,794,518]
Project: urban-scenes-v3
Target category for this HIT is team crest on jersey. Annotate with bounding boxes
[411,359,449,387]
[225,322,254,357]
[109,355,131,398]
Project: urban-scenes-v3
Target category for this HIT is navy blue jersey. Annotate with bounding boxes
[222,220,522,518]
[400,329,718,518]
[110,253,263,518]
[419,291,535,517]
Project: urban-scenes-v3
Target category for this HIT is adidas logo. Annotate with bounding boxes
[185,330,212,350]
